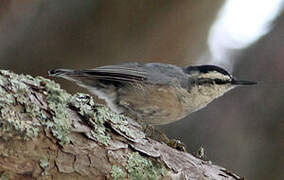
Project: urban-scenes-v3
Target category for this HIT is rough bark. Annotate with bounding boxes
[0,70,242,180]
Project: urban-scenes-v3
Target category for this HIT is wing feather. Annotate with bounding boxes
[80,64,147,83]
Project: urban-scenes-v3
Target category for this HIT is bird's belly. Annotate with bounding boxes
[117,85,187,125]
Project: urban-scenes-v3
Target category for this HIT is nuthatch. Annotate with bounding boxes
[49,62,256,125]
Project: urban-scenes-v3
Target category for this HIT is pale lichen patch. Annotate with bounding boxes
[39,157,50,175]
[0,171,9,180]
[68,93,111,145]
[68,92,144,146]
[0,70,41,140]
[110,165,126,180]
[38,77,72,144]
[0,70,72,143]
[126,152,166,180]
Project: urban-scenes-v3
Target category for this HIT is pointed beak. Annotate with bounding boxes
[231,79,257,85]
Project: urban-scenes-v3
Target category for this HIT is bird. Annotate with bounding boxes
[48,62,256,125]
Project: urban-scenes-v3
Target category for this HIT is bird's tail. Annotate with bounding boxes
[48,69,77,77]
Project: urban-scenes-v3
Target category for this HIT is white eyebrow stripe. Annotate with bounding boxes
[198,71,231,81]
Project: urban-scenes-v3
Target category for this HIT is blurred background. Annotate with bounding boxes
[0,0,283,179]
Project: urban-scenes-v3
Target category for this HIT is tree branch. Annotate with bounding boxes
[0,70,242,179]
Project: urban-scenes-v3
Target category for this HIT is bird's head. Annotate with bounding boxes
[183,65,256,99]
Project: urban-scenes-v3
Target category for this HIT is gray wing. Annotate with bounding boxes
[49,62,187,86]
[49,62,148,83]
[84,63,147,83]
[91,62,188,86]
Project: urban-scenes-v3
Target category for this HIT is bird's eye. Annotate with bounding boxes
[195,78,215,85]
[214,79,230,85]
[198,78,211,84]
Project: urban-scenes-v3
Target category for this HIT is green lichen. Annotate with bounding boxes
[110,165,126,180]
[0,172,9,180]
[68,92,140,145]
[68,92,139,146]
[39,157,49,175]
[0,70,72,144]
[0,70,41,140]
[0,70,137,146]
[38,77,72,144]
[68,93,111,145]
[126,152,165,180]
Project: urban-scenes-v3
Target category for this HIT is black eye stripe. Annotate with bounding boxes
[214,79,231,84]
